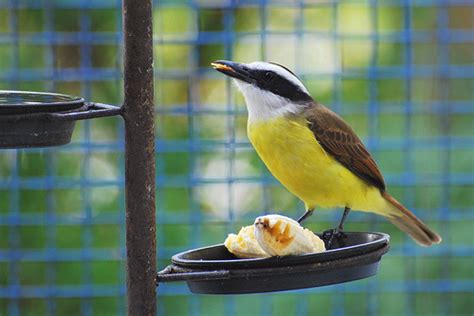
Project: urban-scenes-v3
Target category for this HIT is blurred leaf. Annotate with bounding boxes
[304,6,333,31]
[412,79,438,102]
[378,292,407,315]
[199,297,225,316]
[307,293,333,315]
[91,187,120,213]
[56,81,82,96]
[92,44,118,68]
[448,6,474,29]
[0,9,8,31]
[155,6,195,37]
[93,298,119,316]
[54,189,83,214]
[448,79,474,101]
[344,114,369,138]
[55,152,82,177]
[19,226,46,248]
[19,262,47,285]
[91,80,121,103]
[56,226,83,248]
[268,8,297,31]
[56,298,81,315]
[155,44,192,70]
[198,9,223,32]
[56,262,83,285]
[0,153,13,179]
[0,227,7,246]
[19,299,46,315]
[413,42,438,65]
[378,79,405,102]
[450,149,473,173]
[271,294,297,315]
[450,257,474,279]
[339,4,371,35]
[377,43,404,66]
[412,7,437,29]
[92,261,121,284]
[416,293,442,314]
[18,9,44,32]
[412,114,441,137]
[341,79,369,103]
[19,44,45,69]
[20,190,47,213]
[156,115,189,139]
[160,187,190,212]
[156,79,189,105]
[449,114,474,135]
[344,293,369,315]
[451,293,474,315]
[378,150,404,174]
[414,186,443,209]
[161,224,191,247]
[235,7,259,32]
[54,9,80,32]
[55,45,81,68]
[377,6,403,31]
[450,43,474,65]
[161,152,190,176]
[92,225,120,247]
[0,44,12,71]
[199,44,225,67]
[160,297,189,316]
[90,9,117,32]
[450,186,474,209]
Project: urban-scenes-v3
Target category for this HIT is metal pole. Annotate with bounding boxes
[122,0,156,315]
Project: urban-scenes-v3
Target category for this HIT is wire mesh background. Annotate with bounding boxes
[0,0,473,315]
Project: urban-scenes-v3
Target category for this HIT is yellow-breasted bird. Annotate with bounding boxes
[212,60,442,247]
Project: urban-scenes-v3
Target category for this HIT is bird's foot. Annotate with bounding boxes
[322,227,347,250]
[297,209,314,224]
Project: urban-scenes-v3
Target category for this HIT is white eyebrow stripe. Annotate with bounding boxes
[246,61,309,94]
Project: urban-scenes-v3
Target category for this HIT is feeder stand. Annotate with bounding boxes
[0,0,156,312]
[122,0,156,314]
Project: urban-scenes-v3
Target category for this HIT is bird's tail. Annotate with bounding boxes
[382,192,442,247]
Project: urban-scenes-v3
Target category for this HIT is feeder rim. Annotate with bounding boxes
[0,90,84,106]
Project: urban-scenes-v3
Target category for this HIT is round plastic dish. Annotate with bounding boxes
[0,90,121,148]
[157,232,390,294]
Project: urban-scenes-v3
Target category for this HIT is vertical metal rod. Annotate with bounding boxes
[122,0,156,315]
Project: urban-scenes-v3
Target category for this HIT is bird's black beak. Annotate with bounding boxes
[211,60,256,84]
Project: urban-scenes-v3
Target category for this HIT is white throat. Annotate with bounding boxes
[234,80,305,123]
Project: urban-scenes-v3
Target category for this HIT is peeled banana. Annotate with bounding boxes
[224,225,270,258]
[254,214,326,256]
[224,214,326,258]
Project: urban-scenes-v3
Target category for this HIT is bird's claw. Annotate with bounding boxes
[322,228,347,249]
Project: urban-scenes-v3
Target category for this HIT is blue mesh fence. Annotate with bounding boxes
[0,0,473,315]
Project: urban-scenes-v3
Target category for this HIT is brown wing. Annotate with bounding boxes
[304,103,386,191]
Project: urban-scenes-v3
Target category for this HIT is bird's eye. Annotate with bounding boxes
[265,72,274,80]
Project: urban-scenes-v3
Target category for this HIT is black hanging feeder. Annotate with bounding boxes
[157,232,390,294]
[0,90,122,148]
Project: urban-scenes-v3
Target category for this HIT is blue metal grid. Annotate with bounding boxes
[0,0,473,315]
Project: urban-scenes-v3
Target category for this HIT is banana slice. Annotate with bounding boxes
[254,214,326,256]
[224,225,270,258]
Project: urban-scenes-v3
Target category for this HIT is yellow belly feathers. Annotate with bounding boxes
[248,116,388,215]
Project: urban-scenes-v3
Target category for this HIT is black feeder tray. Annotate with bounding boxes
[0,90,122,148]
[157,232,390,294]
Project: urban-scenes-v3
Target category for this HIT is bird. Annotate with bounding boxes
[211,60,442,247]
